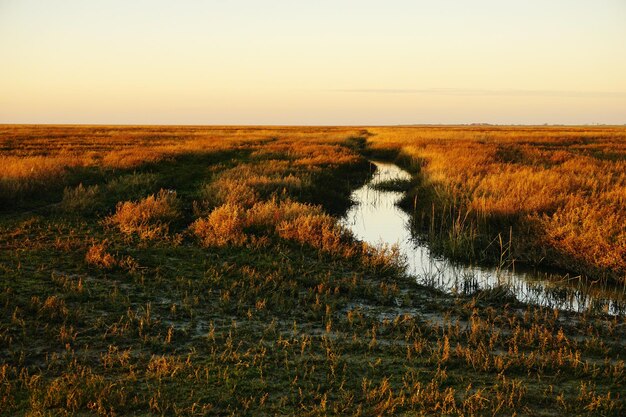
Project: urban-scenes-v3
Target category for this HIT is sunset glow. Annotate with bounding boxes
[2,0,625,124]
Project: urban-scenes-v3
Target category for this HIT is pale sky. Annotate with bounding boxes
[1,0,625,125]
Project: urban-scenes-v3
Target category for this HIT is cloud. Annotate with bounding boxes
[333,88,626,98]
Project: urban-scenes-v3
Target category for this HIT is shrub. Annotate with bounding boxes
[104,189,180,239]
[245,200,322,228]
[191,200,323,247]
[190,203,247,246]
[277,213,348,255]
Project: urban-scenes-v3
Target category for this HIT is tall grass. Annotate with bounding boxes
[104,189,180,240]
[368,126,626,283]
[0,124,363,207]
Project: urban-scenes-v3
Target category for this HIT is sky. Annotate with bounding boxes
[1,0,625,125]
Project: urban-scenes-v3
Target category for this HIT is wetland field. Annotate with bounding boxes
[1,124,625,416]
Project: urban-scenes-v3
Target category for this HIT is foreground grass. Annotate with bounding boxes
[0,125,625,416]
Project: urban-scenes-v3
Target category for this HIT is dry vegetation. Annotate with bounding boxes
[0,125,359,208]
[104,189,181,240]
[0,125,624,416]
[367,126,626,284]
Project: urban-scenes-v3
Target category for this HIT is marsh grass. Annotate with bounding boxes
[370,178,414,193]
[0,125,624,416]
[60,183,102,214]
[84,241,117,269]
[104,189,181,240]
[367,126,626,284]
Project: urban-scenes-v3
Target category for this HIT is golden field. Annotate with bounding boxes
[367,126,626,283]
[1,124,625,415]
[0,125,363,200]
[2,124,625,282]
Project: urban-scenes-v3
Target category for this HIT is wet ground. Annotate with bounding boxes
[342,161,626,315]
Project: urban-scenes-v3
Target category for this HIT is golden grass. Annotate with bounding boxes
[277,212,347,253]
[191,199,345,252]
[367,126,626,281]
[0,125,360,171]
[191,197,404,268]
[2,123,623,280]
[84,241,117,269]
[0,124,363,203]
[202,163,306,208]
[104,189,180,240]
[190,203,248,247]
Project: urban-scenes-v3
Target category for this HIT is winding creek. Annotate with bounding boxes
[341,161,626,315]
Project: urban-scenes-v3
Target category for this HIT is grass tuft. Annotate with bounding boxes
[105,189,180,239]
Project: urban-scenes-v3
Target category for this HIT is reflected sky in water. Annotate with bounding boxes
[341,161,626,315]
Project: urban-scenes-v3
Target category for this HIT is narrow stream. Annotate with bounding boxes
[341,161,626,315]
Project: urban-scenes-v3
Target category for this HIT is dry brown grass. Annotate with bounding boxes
[3,123,622,280]
[191,199,337,248]
[368,126,626,281]
[60,183,101,213]
[84,241,117,269]
[104,189,180,240]
[0,124,363,204]
[190,198,405,271]
[190,203,248,247]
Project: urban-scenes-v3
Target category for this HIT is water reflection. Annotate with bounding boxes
[341,161,626,315]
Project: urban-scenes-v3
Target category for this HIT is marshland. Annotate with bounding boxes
[1,124,625,416]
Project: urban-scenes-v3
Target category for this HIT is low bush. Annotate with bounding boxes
[104,189,180,239]
[190,203,247,247]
